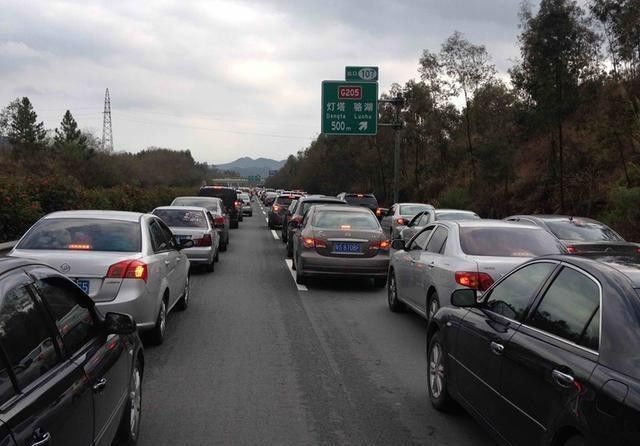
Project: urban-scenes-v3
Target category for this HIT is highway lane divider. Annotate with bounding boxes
[284,259,308,292]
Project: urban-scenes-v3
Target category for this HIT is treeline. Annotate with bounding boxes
[0,98,235,241]
[266,0,640,239]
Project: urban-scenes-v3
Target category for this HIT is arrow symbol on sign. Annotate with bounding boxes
[358,121,368,131]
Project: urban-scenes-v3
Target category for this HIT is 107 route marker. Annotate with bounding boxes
[321,80,378,136]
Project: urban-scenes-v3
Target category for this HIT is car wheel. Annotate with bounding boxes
[563,436,585,446]
[176,276,190,311]
[205,256,214,273]
[286,239,293,258]
[427,293,440,323]
[295,256,306,285]
[220,239,228,252]
[214,248,220,262]
[115,357,142,445]
[373,277,387,288]
[387,272,405,312]
[230,221,238,229]
[148,299,167,345]
[428,331,453,411]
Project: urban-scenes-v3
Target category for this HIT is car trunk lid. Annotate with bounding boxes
[312,228,384,258]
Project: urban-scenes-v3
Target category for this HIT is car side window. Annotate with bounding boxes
[148,220,166,252]
[527,267,600,350]
[387,206,395,217]
[157,220,178,250]
[425,227,448,253]
[410,227,434,251]
[483,262,557,321]
[0,283,61,390]
[34,276,100,355]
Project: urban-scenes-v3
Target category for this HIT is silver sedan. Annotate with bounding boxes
[9,210,191,344]
[387,220,564,322]
[380,203,434,239]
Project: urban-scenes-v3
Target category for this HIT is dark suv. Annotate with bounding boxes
[267,194,300,229]
[336,192,381,218]
[199,186,240,229]
[0,257,144,446]
[284,195,346,257]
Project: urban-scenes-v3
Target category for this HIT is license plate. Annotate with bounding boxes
[334,242,360,253]
[75,279,90,294]
[175,235,191,243]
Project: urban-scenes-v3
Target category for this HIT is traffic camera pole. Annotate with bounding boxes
[379,94,405,204]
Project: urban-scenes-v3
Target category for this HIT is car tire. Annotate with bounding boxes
[286,239,293,258]
[114,356,143,446]
[148,299,167,345]
[220,240,228,252]
[231,221,238,229]
[205,257,214,273]
[387,272,405,312]
[428,331,453,411]
[214,249,220,262]
[295,257,306,285]
[176,276,190,311]
[427,293,440,323]
[373,277,387,288]
[563,436,585,446]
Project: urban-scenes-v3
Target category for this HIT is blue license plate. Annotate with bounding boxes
[334,242,360,253]
[76,279,90,294]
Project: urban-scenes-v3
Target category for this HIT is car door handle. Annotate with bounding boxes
[427,261,436,269]
[176,257,182,263]
[93,377,107,392]
[31,430,51,446]
[164,260,171,265]
[490,341,504,356]
[552,369,575,388]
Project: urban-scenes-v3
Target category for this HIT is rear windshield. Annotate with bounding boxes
[199,187,237,204]
[18,219,141,252]
[343,195,378,207]
[460,227,562,257]
[171,198,220,212]
[275,196,295,206]
[437,212,480,221]
[545,220,623,242]
[312,211,379,230]
[400,204,432,216]
[238,194,250,200]
[153,209,208,228]
[301,201,345,215]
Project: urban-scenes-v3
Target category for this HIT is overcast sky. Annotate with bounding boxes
[1,0,532,164]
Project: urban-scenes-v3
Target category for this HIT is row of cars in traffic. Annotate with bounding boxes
[257,187,640,446]
[0,184,250,446]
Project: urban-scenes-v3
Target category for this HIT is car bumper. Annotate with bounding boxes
[95,280,160,331]
[269,213,284,225]
[299,251,389,277]
[182,246,214,263]
[242,205,252,215]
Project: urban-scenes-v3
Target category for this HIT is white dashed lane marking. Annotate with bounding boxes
[284,259,308,291]
[271,230,280,240]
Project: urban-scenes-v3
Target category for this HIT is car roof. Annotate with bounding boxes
[397,202,434,207]
[513,215,604,225]
[435,209,477,214]
[313,205,373,213]
[0,257,43,276]
[300,196,345,203]
[173,196,221,201]
[153,206,208,212]
[42,210,144,222]
[453,219,540,229]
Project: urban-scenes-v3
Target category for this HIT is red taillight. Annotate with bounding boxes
[273,205,281,212]
[214,215,225,226]
[370,240,391,251]
[375,208,382,216]
[566,245,577,254]
[455,271,494,291]
[302,237,326,249]
[107,260,148,283]
[396,218,407,225]
[195,234,212,247]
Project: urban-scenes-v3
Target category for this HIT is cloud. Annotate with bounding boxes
[0,0,536,164]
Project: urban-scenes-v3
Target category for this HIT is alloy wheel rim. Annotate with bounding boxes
[159,302,166,334]
[184,276,190,303]
[429,343,445,398]
[129,366,142,437]
[388,276,396,305]
[429,299,439,320]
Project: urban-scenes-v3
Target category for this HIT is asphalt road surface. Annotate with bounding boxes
[139,201,495,446]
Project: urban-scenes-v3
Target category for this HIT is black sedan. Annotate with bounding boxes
[0,257,144,446]
[426,255,639,446]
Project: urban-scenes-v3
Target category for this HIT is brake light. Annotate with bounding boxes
[235,200,242,207]
[375,208,383,216]
[194,234,212,247]
[214,215,225,226]
[566,245,577,254]
[396,218,407,225]
[107,260,148,283]
[455,271,494,291]
[273,205,280,212]
[302,238,326,249]
[68,244,91,250]
[370,240,391,251]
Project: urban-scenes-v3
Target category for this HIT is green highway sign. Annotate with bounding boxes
[346,66,379,82]
[321,81,378,135]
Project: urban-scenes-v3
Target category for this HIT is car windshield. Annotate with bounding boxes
[545,219,623,242]
[171,198,220,213]
[460,227,562,257]
[437,212,480,221]
[153,209,208,228]
[400,204,432,216]
[343,195,378,207]
[239,194,249,200]
[312,211,379,230]
[18,219,141,252]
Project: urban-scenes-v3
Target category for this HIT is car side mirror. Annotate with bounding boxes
[451,289,477,308]
[179,239,195,249]
[104,312,136,335]
[391,239,406,250]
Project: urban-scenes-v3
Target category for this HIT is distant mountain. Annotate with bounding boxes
[214,157,285,178]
